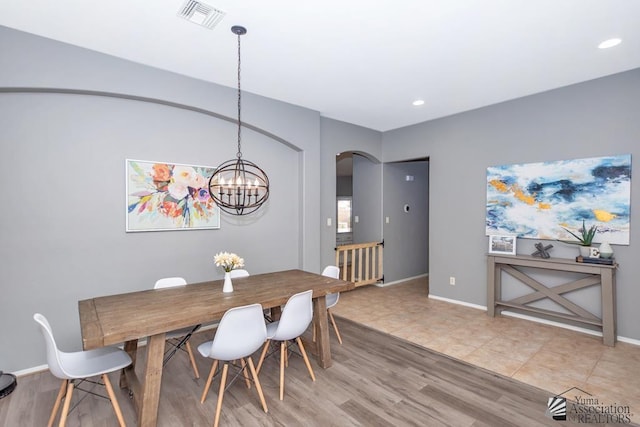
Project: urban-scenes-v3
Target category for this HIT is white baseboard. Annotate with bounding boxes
[428,294,486,311]
[375,273,429,287]
[429,294,640,347]
[13,364,48,377]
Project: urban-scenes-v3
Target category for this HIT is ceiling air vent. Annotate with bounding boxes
[178,0,226,29]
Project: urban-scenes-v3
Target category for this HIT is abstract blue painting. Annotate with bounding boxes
[486,155,631,245]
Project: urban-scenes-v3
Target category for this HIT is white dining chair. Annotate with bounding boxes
[313,265,343,344]
[226,269,275,320]
[322,265,340,279]
[256,289,315,400]
[154,277,200,379]
[33,313,132,427]
[229,269,250,278]
[198,303,268,427]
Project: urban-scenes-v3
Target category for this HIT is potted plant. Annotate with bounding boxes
[561,220,598,257]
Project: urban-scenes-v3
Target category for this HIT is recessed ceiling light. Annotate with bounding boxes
[412,99,425,106]
[598,38,622,49]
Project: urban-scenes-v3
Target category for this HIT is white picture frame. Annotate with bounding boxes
[488,235,516,255]
[126,159,220,232]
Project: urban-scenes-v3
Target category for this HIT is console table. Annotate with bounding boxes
[487,254,617,346]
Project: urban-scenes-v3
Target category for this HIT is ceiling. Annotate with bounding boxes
[1,0,639,131]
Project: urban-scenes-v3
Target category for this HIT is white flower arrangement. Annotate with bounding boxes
[214,252,245,273]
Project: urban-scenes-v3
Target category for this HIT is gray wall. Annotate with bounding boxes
[383,68,640,341]
[319,119,382,269]
[382,161,429,282]
[336,175,352,197]
[0,26,322,372]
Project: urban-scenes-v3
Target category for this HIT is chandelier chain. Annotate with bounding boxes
[236,30,242,159]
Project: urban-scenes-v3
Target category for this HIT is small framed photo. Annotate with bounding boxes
[488,235,517,255]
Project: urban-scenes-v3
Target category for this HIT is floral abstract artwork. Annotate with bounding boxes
[126,159,220,232]
[486,155,631,245]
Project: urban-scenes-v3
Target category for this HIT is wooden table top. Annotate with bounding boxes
[79,269,354,350]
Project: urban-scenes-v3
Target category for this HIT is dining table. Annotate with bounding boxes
[78,269,354,427]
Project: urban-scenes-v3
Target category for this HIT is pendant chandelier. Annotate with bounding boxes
[208,25,270,216]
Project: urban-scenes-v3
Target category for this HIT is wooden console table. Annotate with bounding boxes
[487,254,617,346]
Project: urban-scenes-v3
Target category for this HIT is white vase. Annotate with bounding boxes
[223,272,234,293]
[599,242,614,259]
[578,246,592,257]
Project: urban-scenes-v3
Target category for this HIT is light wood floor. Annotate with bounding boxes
[333,277,640,420]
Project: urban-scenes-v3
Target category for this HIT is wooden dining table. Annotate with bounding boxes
[78,269,354,427]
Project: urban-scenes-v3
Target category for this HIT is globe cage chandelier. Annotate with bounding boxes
[208,25,270,216]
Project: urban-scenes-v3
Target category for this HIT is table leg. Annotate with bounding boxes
[487,257,496,317]
[312,296,331,368]
[137,332,166,427]
[120,339,138,389]
[601,269,616,347]
[271,305,282,321]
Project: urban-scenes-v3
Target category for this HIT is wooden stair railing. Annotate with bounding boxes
[335,241,383,287]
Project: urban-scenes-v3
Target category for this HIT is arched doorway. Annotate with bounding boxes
[336,153,429,288]
[336,152,383,246]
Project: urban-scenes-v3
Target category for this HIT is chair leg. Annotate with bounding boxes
[102,373,126,427]
[185,341,200,379]
[247,357,268,413]
[48,379,67,427]
[296,337,316,382]
[328,309,343,344]
[256,340,271,374]
[58,380,75,427]
[240,358,251,389]
[284,342,289,368]
[279,342,286,401]
[201,360,219,403]
[213,363,229,427]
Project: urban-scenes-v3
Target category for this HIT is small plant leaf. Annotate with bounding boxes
[561,219,598,246]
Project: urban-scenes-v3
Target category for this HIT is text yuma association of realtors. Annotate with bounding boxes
[570,396,632,424]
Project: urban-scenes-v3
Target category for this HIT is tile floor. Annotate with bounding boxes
[332,277,640,419]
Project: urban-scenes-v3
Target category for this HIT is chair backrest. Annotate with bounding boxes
[154,277,187,289]
[207,303,266,361]
[326,292,340,308]
[322,266,340,307]
[272,290,313,341]
[229,269,250,279]
[321,265,340,279]
[33,313,68,380]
